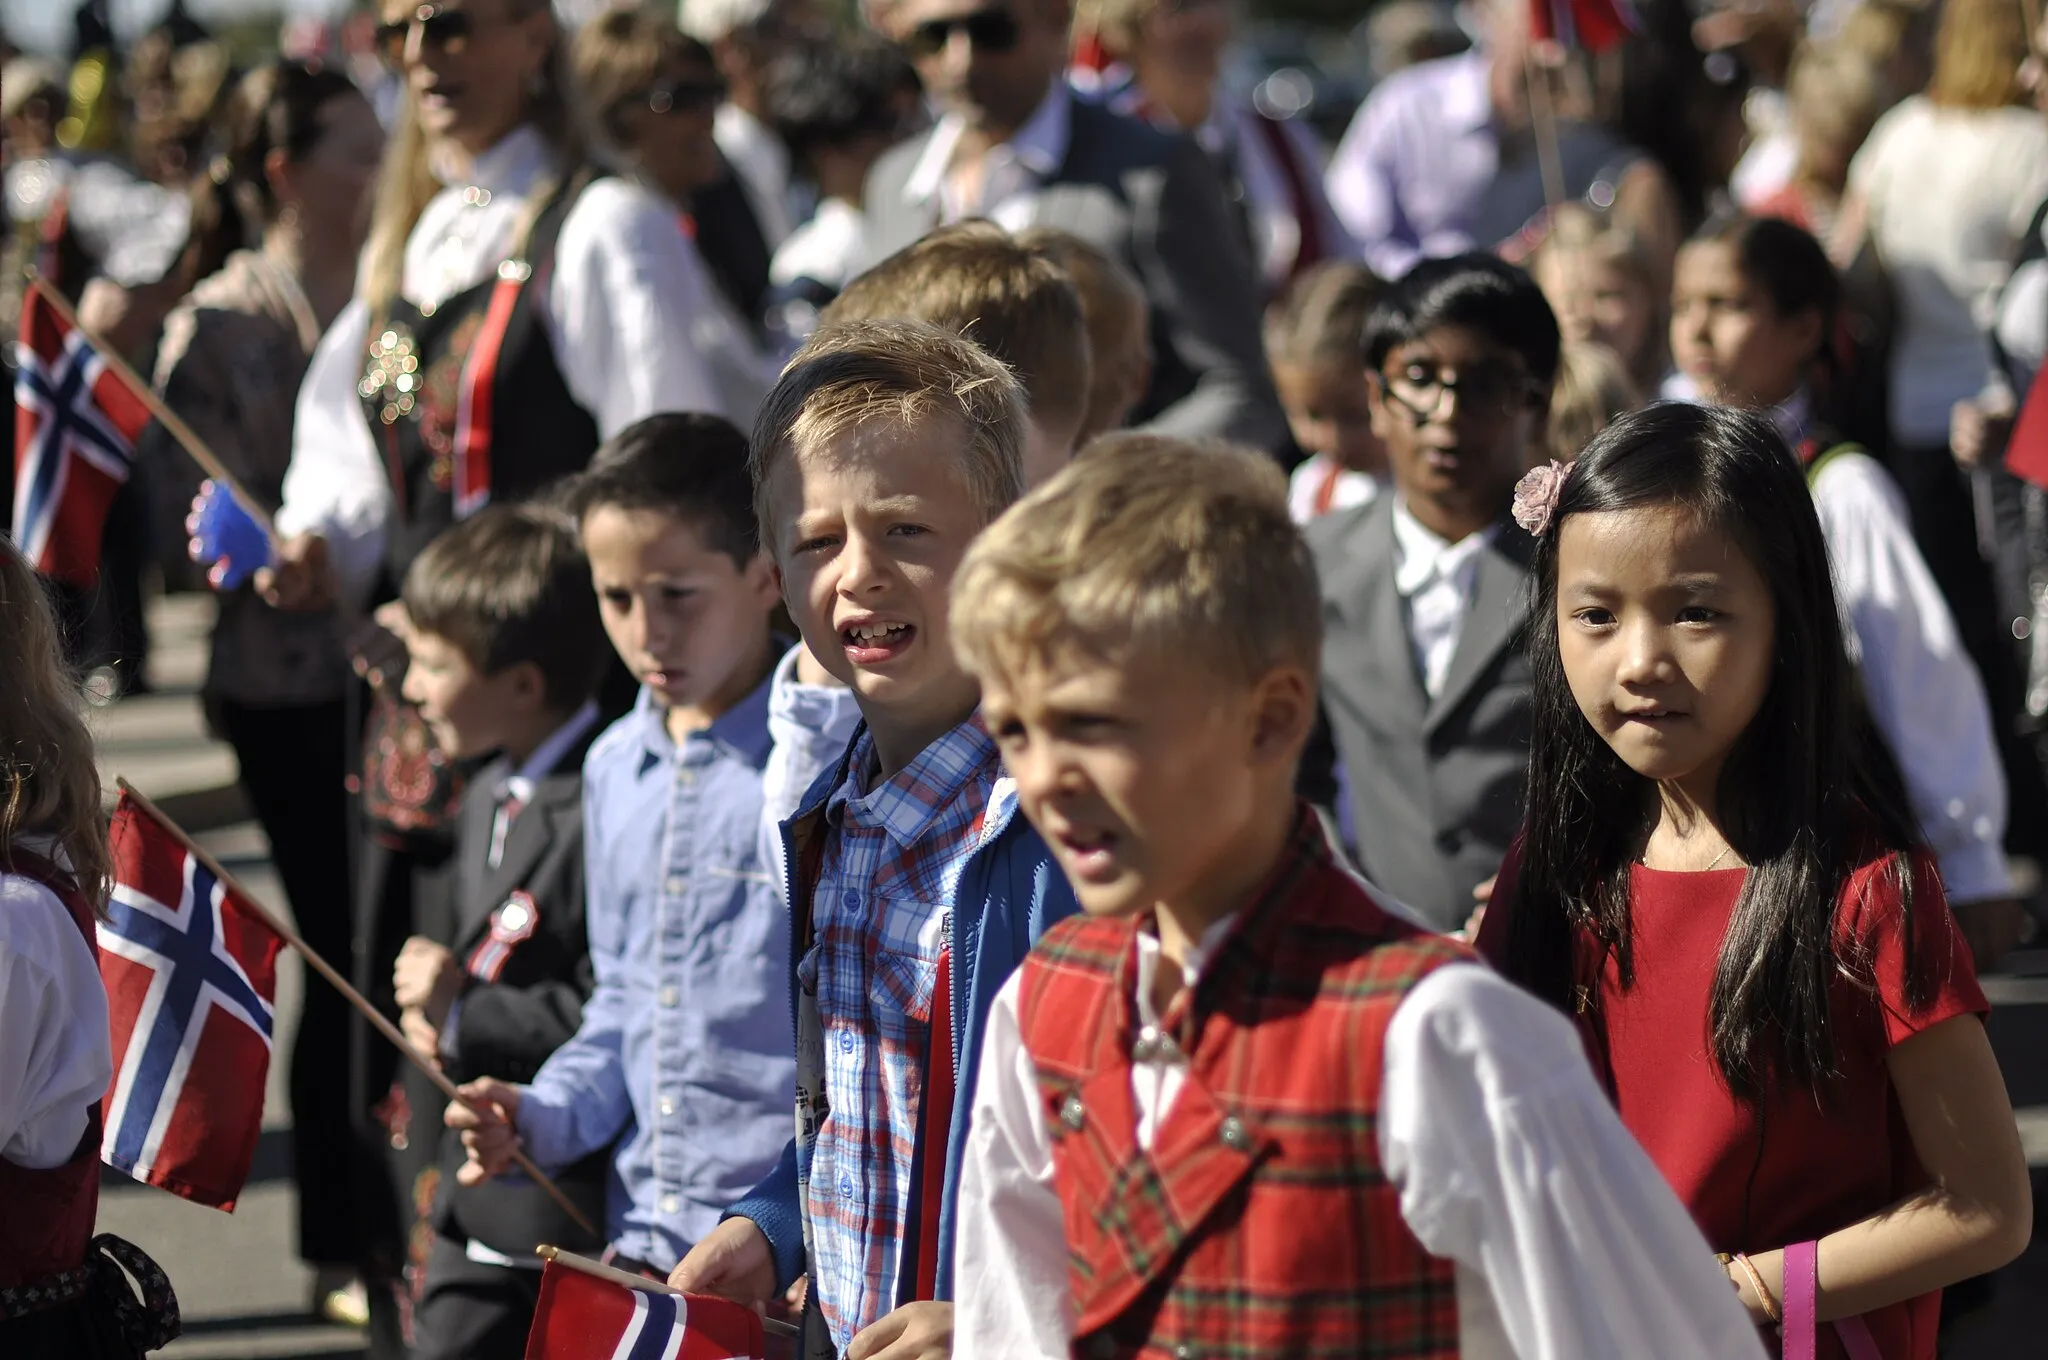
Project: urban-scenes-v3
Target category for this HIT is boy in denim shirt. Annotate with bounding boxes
[450,413,858,1275]
[671,321,1081,1359]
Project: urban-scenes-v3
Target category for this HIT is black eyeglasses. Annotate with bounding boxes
[1376,361,1537,424]
[904,8,1023,59]
[375,4,484,69]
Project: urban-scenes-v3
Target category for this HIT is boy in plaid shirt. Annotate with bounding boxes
[671,321,1079,1359]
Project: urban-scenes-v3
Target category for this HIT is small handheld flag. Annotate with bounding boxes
[13,276,153,585]
[525,1253,766,1360]
[100,791,284,1210]
[1530,0,1638,53]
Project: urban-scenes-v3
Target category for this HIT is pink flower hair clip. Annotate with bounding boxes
[1511,459,1575,536]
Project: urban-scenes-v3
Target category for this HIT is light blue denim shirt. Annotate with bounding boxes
[515,645,858,1270]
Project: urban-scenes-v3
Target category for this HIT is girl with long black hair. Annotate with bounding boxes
[1477,403,2030,1359]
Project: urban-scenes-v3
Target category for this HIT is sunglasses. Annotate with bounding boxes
[375,4,485,69]
[638,76,728,116]
[904,8,1022,59]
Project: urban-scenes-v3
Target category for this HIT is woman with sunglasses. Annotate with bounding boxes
[1072,0,1356,295]
[193,0,730,615]
[572,3,778,413]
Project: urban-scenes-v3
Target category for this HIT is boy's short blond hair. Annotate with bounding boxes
[751,318,1027,554]
[952,434,1322,688]
[1263,260,1385,368]
[1014,226,1151,443]
[823,221,1091,443]
[1546,341,1641,463]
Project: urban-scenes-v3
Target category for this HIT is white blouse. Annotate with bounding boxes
[276,126,729,608]
[956,947,1765,1360]
[0,871,112,1171]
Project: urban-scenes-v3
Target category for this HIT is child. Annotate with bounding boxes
[1014,227,1153,446]
[1530,203,1669,398]
[1263,260,1388,523]
[447,414,853,1284]
[1669,213,2023,966]
[0,540,179,1356]
[1546,339,1641,463]
[389,504,613,1359]
[765,34,916,314]
[1478,403,2032,1358]
[1304,252,1558,931]
[668,321,1082,1357]
[946,436,1763,1358]
[824,222,1092,486]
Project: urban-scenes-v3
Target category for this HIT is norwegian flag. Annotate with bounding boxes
[525,1263,765,1360]
[1531,0,1637,52]
[99,791,284,1211]
[12,276,153,585]
[2005,372,2048,491]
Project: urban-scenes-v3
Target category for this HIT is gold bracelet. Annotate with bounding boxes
[1732,1252,1781,1325]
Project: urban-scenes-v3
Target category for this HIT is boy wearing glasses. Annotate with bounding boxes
[1303,253,1558,932]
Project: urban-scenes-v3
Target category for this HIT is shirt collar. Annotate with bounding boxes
[1391,497,1496,596]
[829,716,999,850]
[904,81,1071,207]
[630,648,782,774]
[501,700,601,803]
[1768,387,1814,447]
[430,123,550,195]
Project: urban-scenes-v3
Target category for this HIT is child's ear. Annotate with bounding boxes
[1248,666,1317,767]
[747,552,782,607]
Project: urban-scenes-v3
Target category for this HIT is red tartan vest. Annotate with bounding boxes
[1017,815,1466,1359]
[0,853,104,1288]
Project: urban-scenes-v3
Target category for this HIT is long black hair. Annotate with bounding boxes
[1505,401,1923,1102]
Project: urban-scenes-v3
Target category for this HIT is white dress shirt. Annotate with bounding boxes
[275,126,726,608]
[715,102,795,249]
[904,82,1071,233]
[1285,455,1380,526]
[0,866,113,1170]
[1391,498,1494,699]
[955,938,1765,1360]
[1799,436,2013,903]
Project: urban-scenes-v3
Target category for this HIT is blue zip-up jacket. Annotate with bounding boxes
[722,728,1079,1306]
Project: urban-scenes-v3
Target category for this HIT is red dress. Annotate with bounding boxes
[1479,845,1987,1360]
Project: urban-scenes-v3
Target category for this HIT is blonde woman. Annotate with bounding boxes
[195,0,731,613]
[0,540,179,1358]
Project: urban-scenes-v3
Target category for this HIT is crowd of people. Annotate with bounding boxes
[3,0,2048,1356]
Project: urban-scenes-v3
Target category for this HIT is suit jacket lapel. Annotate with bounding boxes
[1340,503,1429,728]
[462,769,574,946]
[1425,527,1534,734]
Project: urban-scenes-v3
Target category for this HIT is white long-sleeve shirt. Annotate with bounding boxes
[0,869,112,1171]
[956,932,1765,1360]
[1808,448,2011,903]
[276,126,729,608]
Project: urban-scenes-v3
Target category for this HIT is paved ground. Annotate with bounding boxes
[91,595,2048,1358]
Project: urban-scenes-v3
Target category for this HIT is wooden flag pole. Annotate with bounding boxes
[114,778,598,1238]
[1524,47,1569,218]
[535,1247,802,1340]
[27,275,278,541]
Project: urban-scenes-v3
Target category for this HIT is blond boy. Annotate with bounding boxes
[946,437,1764,1359]
[825,223,1090,486]
[671,321,1081,1358]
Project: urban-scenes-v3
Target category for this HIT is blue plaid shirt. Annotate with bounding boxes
[516,665,816,1271]
[798,718,1002,1348]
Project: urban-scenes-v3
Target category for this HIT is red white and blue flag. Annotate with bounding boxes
[525,1263,765,1360]
[1531,0,1637,53]
[12,276,153,585]
[99,791,284,1211]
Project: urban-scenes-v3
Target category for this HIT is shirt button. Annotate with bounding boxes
[1219,1115,1251,1152]
[1948,798,1968,819]
[839,1031,857,1053]
[665,873,687,895]
[678,766,696,787]
[658,1094,676,1116]
[839,1174,855,1200]
[659,986,679,1007]
[841,889,860,912]
[1059,1094,1086,1132]
[659,1193,680,1216]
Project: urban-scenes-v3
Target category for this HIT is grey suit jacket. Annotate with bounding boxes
[863,91,1284,449]
[1306,497,1536,930]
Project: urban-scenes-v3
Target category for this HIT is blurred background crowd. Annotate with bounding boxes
[4,0,2048,1344]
